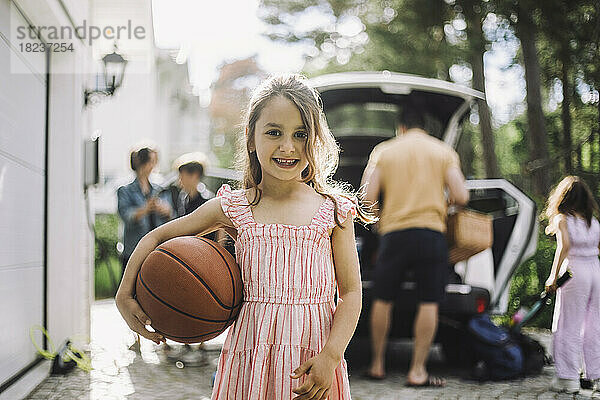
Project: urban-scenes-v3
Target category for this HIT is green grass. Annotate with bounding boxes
[95,256,122,299]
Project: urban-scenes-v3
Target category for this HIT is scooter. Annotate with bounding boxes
[509,270,572,333]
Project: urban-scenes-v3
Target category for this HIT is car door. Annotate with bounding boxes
[459,179,538,314]
[310,72,538,316]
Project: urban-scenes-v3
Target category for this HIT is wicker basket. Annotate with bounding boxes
[446,209,493,264]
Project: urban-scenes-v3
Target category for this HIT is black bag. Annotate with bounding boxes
[512,332,545,376]
[467,314,523,380]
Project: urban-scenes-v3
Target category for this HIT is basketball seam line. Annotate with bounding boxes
[192,236,239,321]
[138,272,232,323]
[155,247,233,310]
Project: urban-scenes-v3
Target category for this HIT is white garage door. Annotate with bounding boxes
[0,0,47,391]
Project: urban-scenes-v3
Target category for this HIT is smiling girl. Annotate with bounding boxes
[116,74,376,399]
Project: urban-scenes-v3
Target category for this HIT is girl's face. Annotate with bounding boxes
[251,96,309,184]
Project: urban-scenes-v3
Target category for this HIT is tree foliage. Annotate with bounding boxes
[260,0,458,77]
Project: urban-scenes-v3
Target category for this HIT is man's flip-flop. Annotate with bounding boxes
[405,376,446,388]
[362,371,386,381]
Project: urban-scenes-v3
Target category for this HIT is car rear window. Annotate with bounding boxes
[325,102,446,139]
[325,103,398,138]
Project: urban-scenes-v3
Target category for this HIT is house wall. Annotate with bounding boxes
[0,0,93,397]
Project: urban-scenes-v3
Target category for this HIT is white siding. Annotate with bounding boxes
[0,0,47,386]
[46,68,93,351]
[1,0,94,395]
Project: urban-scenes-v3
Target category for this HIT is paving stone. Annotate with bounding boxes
[22,300,600,400]
[537,392,558,400]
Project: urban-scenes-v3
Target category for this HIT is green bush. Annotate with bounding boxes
[95,256,122,299]
[95,214,119,262]
[502,224,557,329]
[94,214,121,299]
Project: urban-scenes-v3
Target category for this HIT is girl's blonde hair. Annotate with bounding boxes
[544,175,599,235]
[234,74,377,227]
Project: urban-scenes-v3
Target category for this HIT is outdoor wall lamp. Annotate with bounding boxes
[84,49,127,107]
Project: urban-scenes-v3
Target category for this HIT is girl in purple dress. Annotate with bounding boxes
[544,176,600,396]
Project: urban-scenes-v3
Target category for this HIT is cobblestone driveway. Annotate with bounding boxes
[24,300,596,399]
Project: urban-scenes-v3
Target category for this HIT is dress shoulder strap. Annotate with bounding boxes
[216,184,253,228]
[313,194,357,230]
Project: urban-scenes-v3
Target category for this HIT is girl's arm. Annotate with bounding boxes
[545,215,571,292]
[291,216,361,399]
[115,197,233,343]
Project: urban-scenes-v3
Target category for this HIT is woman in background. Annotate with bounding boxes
[117,145,174,276]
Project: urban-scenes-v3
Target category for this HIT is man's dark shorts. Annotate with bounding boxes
[374,228,449,303]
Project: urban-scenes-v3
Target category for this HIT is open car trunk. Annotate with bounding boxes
[310,72,538,328]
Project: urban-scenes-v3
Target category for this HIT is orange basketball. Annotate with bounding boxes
[135,236,242,343]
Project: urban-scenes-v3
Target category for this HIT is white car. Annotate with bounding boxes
[308,71,538,343]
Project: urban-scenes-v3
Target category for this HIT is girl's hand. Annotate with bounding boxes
[545,276,558,293]
[290,352,339,399]
[115,295,165,345]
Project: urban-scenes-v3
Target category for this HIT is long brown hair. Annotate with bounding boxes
[544,175,599,235]
[234,74,377,227]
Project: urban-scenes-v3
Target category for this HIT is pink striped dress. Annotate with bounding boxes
[211,184,356,400]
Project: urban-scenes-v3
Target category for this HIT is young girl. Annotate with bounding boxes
[544,176,600,396]
[116,74,375,399]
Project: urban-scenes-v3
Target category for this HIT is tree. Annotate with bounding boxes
[537,1,586,174]
[459,0,500,178]
[534,1,600,187]
[575,1,600,192]
[517,5,551,195]
[493,0,551,196]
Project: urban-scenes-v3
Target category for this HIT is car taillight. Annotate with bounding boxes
[476,297,487,313]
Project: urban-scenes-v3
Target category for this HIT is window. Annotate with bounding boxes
[325,103,398,138]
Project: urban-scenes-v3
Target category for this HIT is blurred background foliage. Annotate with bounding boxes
[492,216,556,328]
[94,214,121,299]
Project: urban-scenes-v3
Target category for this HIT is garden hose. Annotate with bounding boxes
[29,325,92,373]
